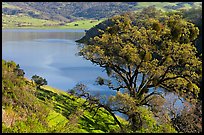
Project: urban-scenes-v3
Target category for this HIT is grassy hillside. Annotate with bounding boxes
[2,14,60,29]
[2,59,178,133]
[134,2,199,11]
[2,2,137,29]
[2,14,103,30]
[2,2,201,29]
[2,60,127,133]
[2,2,138,21]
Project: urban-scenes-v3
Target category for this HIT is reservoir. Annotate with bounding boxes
[2,29,115,96]
[2,29,184,117]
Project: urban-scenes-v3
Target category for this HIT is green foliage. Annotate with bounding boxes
[2,122,14,133]
[2,2,137,29]
[180,6,202,55]
[79,8,201,102]
[78,109,122,133]
[136,106,177,133]
[2,60,51,133]
[78,7,201,132]
[2,60,125,133]
[31,75,47,87]
[96,77,105,85]
[11,116,48,133]
[152,22,162,32]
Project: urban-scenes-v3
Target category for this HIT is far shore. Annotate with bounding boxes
[2,26,90,30]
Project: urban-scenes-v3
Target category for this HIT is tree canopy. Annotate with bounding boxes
[78,7,202,132]
[31,75,47,88]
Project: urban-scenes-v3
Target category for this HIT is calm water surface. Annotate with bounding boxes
[2,29,185,118]
[2,29,115,96]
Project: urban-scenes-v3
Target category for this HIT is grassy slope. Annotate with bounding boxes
[2,60,126,133]
[134,2,201,12]
[2,14,103,30]
[2,2,21,9]
[38,85,127,133]
[2,15,60,28]
[2,2,103,30]
[3,60,175,133]
[64,19,105,29]
[135,2,179,11]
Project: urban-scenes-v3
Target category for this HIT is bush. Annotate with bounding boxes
[31,75,47,88]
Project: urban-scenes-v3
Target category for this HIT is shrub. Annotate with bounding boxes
[31,75,47,88]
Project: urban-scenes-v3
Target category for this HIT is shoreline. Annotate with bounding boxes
[2,28,86,33]
[2,26,89,30]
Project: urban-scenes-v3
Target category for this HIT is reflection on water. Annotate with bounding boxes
[2,29,85,42]
[2,29,110,95]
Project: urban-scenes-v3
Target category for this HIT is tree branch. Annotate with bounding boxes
[137,72,154,97]
[140,91,164,106]
[137,73,146,93]
[159,75,190,84]
[108,85,127,91]
[111,65,131,92]
[98,104,124,132]
[76,88,124,132]
[157,66,171,84]
[132,59,144,91]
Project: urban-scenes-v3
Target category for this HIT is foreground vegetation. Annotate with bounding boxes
[3,60,177,133]
[3,59,180,133]
[77,7,202,133]
[2,60,127,133]
[2,3,202,133]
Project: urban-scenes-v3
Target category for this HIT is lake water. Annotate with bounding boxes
[2,29,115,97]
[2,29,184,117]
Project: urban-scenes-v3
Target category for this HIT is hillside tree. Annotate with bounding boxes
[31,75,47,89]
[77,7,202,132]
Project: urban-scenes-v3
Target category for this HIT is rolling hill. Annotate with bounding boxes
[2,59,127,133]
[2,2,201,29]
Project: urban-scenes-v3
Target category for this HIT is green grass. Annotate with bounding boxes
[37,85,127,133]
[36,85,125,133]
[41,85,68,95]
[2,59,126,133]
[64,19,104,29]
[180,3,193,10]
[2,2,199,30]
[46,110,69,128]
[135,2,193,12]
[2,14,104,30]
[2,56,179,133]
[2,15,60,28]
[135,2,177,10]
[2,2,104,30]
[2,2,21,9]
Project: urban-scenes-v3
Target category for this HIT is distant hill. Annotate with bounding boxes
[2,2,139,22]
[2,2,201,28]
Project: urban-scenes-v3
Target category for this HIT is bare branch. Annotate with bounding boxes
[111,65,131,92]
[108,85,127,91]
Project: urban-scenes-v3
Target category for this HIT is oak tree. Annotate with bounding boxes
[31,75,47,89]
[77,7,201,132]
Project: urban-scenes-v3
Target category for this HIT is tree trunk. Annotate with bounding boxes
[129,112,142,131]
